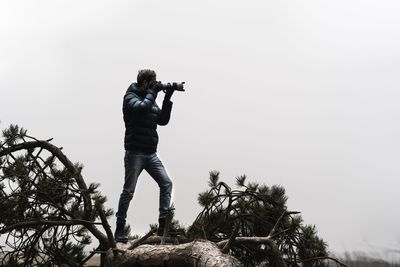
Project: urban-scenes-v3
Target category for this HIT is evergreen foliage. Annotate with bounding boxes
[188,171,329,267]
[0,125,111,266]
[0,125,343,267]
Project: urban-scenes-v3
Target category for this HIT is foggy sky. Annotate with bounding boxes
[1,0,400,258]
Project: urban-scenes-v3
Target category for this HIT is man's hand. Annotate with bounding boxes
[151,82,164,93]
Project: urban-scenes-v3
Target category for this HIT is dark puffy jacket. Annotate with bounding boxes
[123,83,173,153]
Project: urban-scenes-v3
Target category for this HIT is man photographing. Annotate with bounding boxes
[115,69,179,243]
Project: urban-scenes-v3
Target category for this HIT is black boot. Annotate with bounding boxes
[114,222,128,243]
[157,217,166,236]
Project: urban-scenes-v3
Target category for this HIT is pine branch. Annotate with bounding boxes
[221,222,239,253]
[299,256,349,267]
[95,202,116,252]
[268,211,300,238]
[0,140,93,220]
[0,219,103,234]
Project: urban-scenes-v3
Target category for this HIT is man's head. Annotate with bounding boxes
[137,69,157,91]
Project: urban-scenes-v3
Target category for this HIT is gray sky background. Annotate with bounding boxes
[1,0,400,258]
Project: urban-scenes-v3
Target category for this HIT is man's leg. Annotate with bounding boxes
[115,151,145,242]
[145,153,173,235]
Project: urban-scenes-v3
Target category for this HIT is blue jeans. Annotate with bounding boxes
[116,150,173,225]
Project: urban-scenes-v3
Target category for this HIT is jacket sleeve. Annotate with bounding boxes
[157,100,173,126]
[124,89,157,112]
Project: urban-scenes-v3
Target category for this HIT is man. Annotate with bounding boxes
[115,69,175,243]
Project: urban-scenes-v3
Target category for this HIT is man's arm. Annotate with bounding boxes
[124,82,164,112]
[124,90,157,112]
[157,99,173,126]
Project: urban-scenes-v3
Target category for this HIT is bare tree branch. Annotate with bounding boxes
[127,228,157,250]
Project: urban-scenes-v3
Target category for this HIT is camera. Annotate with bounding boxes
[159,82,185,92]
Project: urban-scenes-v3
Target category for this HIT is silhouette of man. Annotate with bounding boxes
[115,69,174,243]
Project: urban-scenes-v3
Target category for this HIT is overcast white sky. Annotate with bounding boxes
[1,0,400,258]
